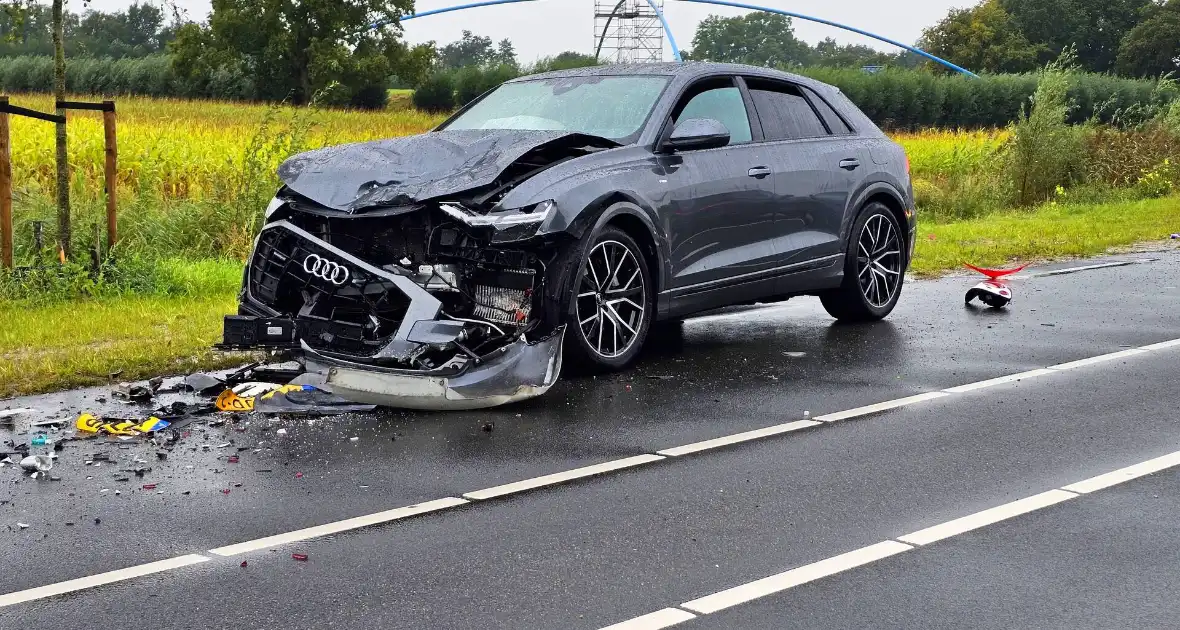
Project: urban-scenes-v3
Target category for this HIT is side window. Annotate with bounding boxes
[745,79,828,141]
[804,86,853,135]
[672,82,753,146]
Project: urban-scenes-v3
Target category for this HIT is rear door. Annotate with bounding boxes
[742,77,862,264]
[656,76,780,293]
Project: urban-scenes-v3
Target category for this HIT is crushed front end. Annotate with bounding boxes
[218,196,566,410]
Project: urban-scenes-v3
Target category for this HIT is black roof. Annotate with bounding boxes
[510,61,825,90]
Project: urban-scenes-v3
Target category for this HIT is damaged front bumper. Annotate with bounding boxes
[217,217,563,410]
[305,328,563,410]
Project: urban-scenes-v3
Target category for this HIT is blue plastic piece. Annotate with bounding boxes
[384,0,976,77]
[673,0,979,77]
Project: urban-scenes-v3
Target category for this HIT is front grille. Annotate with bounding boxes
[248,225,410,357]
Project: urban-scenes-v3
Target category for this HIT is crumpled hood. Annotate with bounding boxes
[277,129,616,212]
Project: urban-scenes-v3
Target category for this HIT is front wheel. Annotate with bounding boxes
[820,202,906,322]
[550,225,654,372]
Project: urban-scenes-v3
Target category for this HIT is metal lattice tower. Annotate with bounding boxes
[594,0,665,63]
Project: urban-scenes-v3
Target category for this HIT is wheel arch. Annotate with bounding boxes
[572,193,668,298]
[845,183,910,260]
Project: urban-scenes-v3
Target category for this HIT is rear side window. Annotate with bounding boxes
[804,87,853,135]
[745,79,828,141]
[673,82,753,146]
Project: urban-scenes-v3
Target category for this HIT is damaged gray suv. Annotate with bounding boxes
[220,62,916,409]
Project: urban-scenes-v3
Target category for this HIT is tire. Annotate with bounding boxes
[543,224,654,373]
[820,202,906,322]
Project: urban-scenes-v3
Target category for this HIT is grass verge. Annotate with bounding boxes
[1,195,1176,398]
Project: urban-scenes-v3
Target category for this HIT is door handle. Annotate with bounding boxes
[839,159,860,170]
[748,166,772,179]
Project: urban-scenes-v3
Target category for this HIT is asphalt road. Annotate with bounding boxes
[1,249,1178,629]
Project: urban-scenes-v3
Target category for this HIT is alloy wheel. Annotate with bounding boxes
[575,240,646,358]
[856,214,902,309]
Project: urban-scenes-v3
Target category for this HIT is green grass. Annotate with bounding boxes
[912,195,1180,275]
[1,195,1176,398]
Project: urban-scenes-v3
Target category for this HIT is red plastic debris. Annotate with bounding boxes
[291,553,308,561]
[227,455,240,464]
[240,561,248,568]
[295,472,303,479]
[625,384,632,392]
[963,262,1026,280]
[221,488,231,494]
[142,483,157,490]
[514,309,527,322]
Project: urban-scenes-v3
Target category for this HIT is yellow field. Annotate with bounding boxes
[6,93,999,208]
[7,93,448,203]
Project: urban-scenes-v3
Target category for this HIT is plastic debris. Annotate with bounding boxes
[1171,233,1179,239]
[253,385,376,415]
[349,437,359,443]
[111,381,156,402]
[227,455,239,463]
[276,428,288,435]
[291,553,308,561]
[181,372,225,394]
[964,263,1025,309]
[30,435,48,446]
[295,471,303,478]
[0,408,35,419]
[240,561,248,568]
[17,523,29,529]
[76,413,170,437]
[142,483,157,490]
[19,455,53,473]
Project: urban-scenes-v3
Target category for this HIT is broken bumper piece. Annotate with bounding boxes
[304,328,564,411]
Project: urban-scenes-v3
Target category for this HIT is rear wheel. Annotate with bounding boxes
[820,202,905,322]
[550,225,653,372]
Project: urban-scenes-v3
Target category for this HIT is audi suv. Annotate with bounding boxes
[220,62,916,409]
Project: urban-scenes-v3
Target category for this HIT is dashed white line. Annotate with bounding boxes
[0,554,210,608]
[1047,348,1149,371]
[680,541,913,615]
[1062,450,1180,494]
[208,497,468,556]
[657,420,820,457]
[897,489,1077,546]
[7,335,1179,610]
[598,608,697,630]
[463,455,665,501]
[814,392,949,423]
[942,368,1057,393]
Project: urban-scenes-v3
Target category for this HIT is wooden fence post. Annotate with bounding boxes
[102,100,117,251]
[0,96,12,270]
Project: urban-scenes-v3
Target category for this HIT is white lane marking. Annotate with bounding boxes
[942,369,1057,393]
[208,497,468,556]
[598,608,697,630]
[1142,338,1180,351]
[463,455,665,501]
[897,489,1077,546]
[1047,348,1149,371]
[1031,260,1144,277]
[0,554,209,608]
[680,541,912,615]
[1062,450,1180,494]
[657,420,821,457]
[814,392,948,423]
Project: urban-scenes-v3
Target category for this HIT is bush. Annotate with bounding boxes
[1002,58,1088,206]
[412,71,456,112]
[453,63,520,108]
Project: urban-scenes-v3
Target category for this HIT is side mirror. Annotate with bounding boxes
[663,118,731,152]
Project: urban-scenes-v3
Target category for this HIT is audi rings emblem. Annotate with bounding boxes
[302,255,350,286]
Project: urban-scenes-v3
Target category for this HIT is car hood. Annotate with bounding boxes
[277,129,618,212]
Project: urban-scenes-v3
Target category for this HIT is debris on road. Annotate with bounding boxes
[19,455,53,473]
[76,413,171,437]
[17,522,30,529]
[291,553,308,561]
[181,372,226,395]
[0,408,35,419]
[964,263,1024,309]
[252,385,376,415]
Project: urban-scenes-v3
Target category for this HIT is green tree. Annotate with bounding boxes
[438,30,495,69]
[532,50,599,73]
[1116,0,1180,78]
[687,12,812,68]
[919,0,1043,74]
[1000,0,1156,73]
[169,0,428,108]
[811,38,894,68]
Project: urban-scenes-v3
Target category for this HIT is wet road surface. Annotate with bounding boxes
[1,250,1178,628]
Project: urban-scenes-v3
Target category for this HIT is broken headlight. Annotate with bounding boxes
[440,200,555,243]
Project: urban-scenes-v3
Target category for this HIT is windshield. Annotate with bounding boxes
[440,75,670,143]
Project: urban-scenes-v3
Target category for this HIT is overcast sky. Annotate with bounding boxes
[81,0,977,62]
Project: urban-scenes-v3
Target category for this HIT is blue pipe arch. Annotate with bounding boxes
[394,0,978,77]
